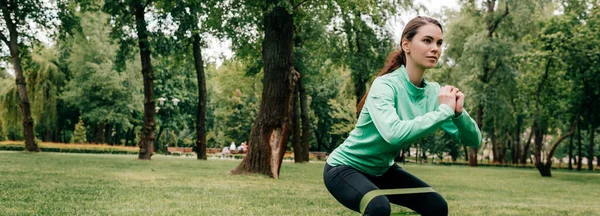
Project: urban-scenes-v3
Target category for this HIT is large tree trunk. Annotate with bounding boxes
[588,126,595,171]
[299,77,310,162]
[134,1,156,160]
[192,33,207,160]
[230,2,297,179]
[292,88,303,162]
[0,6,39,152]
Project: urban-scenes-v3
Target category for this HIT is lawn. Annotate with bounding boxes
[0,151,598,216]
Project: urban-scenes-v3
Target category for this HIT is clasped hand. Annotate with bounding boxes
[438,85,464,117]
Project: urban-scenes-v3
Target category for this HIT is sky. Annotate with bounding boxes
[3,0,460,76]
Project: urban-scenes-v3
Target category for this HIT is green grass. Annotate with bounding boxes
[0,151,598,215]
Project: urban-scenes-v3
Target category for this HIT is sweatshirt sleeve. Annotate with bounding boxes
[365,78,455,147]
[440,110,482,148]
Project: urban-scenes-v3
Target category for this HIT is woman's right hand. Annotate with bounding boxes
[438,85,458,110]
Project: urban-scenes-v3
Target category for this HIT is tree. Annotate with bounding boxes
[0,0,41,151]
[61,11,142,145]
[1,0,78,150]
[72,117,87,144]
[230,0,298,179]
[102,0,159,159]
[163,0,223,160]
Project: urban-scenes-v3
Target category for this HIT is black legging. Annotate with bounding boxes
[323,163,448,216]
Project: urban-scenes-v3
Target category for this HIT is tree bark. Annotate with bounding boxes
[299,77,310,162]
[588,126,595,171]
[133,1,156,160]
[292,87,303,162]
[0,4,39,152]
[230,2,297,179]
[192,33,207,160]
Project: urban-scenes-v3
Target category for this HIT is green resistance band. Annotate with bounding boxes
[359,187,436,215]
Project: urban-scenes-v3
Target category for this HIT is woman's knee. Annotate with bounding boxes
[422,193,448,216]
[364,195,391,216]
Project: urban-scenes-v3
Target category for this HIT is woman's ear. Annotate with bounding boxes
[401,38,410,54]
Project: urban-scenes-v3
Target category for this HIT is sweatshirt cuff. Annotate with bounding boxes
[438,104,455,119]
[452,110,472,128]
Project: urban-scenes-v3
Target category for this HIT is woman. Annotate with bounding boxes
[323,16,481,216]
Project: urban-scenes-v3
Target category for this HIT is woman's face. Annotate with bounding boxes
[404,23,443,69]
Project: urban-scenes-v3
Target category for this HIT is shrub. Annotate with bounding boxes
[0,141,138,155]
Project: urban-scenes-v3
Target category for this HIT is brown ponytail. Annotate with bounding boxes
[356,16,443,113]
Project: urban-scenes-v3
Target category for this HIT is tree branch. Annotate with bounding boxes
[545,113,580,165]
[489,2,509,35]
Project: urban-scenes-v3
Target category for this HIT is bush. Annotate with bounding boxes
[0,141,138,155]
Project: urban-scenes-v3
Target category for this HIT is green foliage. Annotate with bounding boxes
[0,78,22,140]
[205,61,261,147]
[22,46,66,137]
[61,11,143,132]
[72,117,87,144]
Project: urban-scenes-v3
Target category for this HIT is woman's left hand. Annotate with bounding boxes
[455,91,464,117]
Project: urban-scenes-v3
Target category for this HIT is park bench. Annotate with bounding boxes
[167,147,194,154]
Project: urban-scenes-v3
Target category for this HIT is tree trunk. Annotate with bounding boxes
[125,128,132,147]
[134,1,156,160]
[521,126,534,164]
[568,130,573,170]
[538,116,578,177]
[577,122,582,171]
[155,126,164,152]
[470,105,483,166]
[104,124,113,145]
[0,6,38,152]
[463,146,468,162]
[588,126,595,171]
[513,115,522,164]
[95,122,105,144]
[491,129,500,163]
[299,77,310,162]
[230,2,296,179]
[192,33,207,160]
[292,87,303,162]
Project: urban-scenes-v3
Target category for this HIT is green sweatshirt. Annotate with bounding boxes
[326,66,482,176]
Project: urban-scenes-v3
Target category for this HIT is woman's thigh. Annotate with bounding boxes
[323,163,383,213]
[374,164,448,216]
